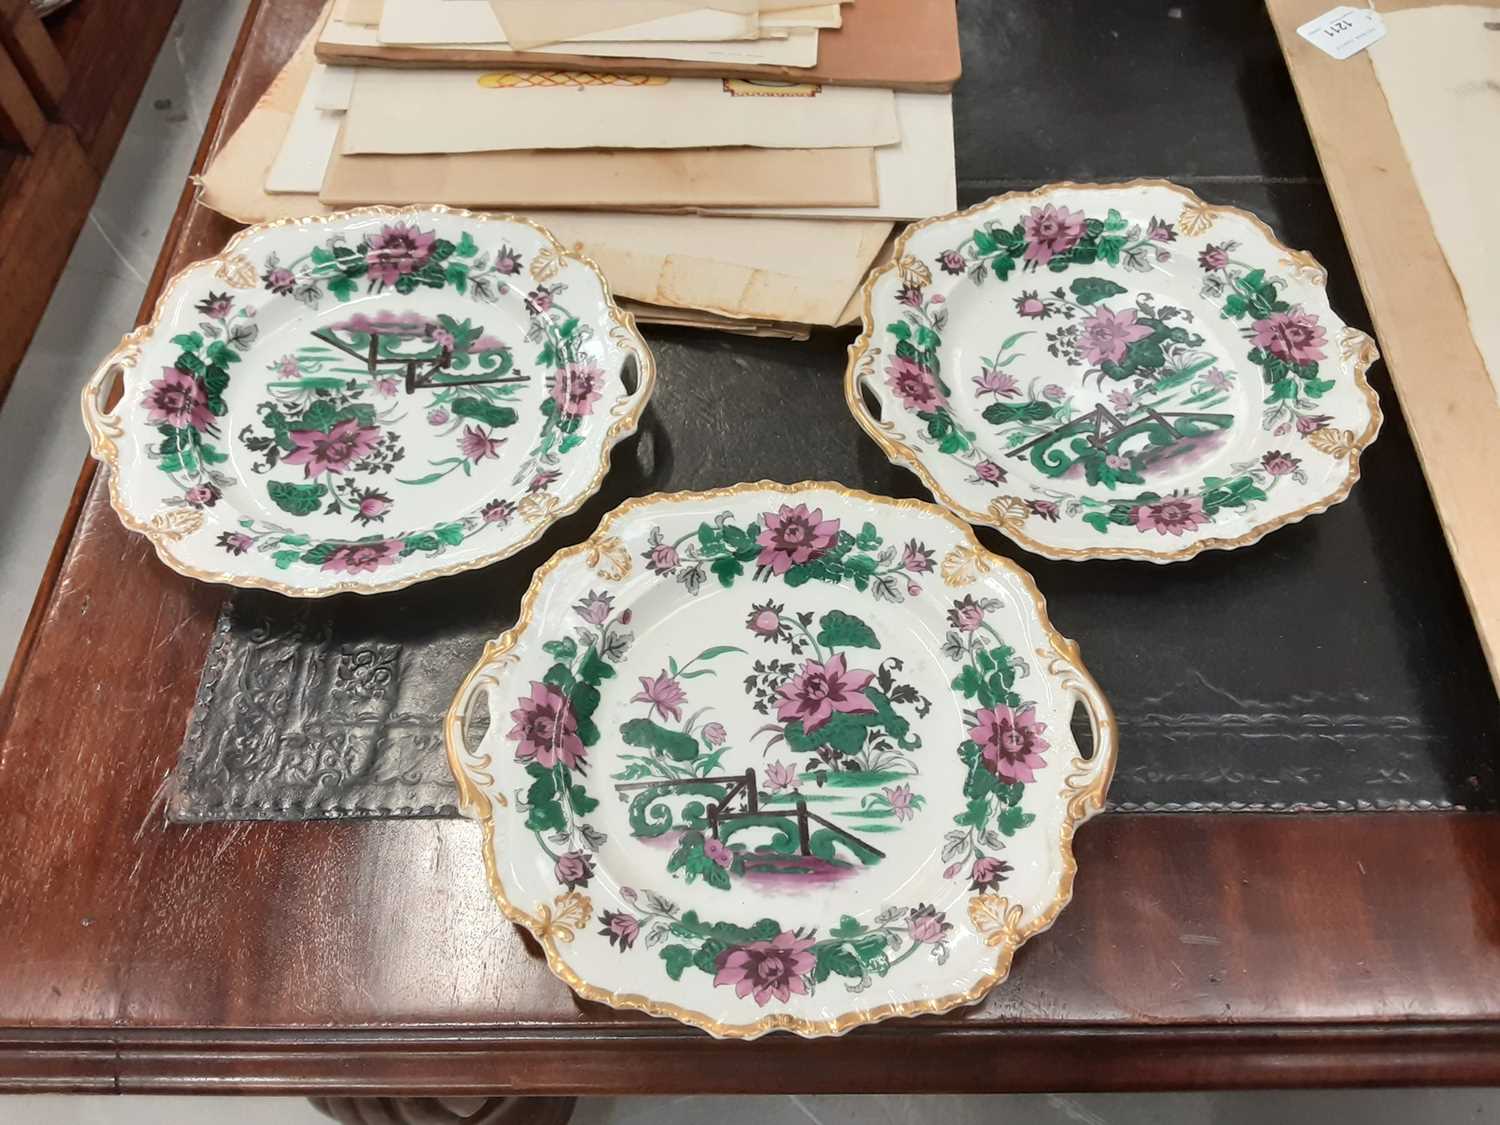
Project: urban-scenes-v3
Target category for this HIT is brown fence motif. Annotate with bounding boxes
[613,767,885,861]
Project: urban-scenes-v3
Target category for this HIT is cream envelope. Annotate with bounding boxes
[708,92,955,221]
[266,66,343,193]
[342,69,898,154]
[312,64,355,111]
[489,0,850,49]
[320,16,819,67]
[319,143,879,209]
[381,0,770,47]
[762,4,842,29]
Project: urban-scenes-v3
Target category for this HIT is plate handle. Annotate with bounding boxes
[444,643,510,819]
[1051,640,1118,817]
[610,344,655,421]
[81,352,129,455]
[849,365,884,426]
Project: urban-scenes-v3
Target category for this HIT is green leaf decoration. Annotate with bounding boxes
[1069,276,1128,306]
[455,231,478,257]
[542,637,577,662]
[434,523,465,547]
[983,400,1053,425]
[620,718,700,762]
[578,647,614,686]
[451,397,518,429]
[328,275,356,302]
[267,480,326,517]
[272,550,300,571]
[817,609,879,650]
[661,945,695,981]
[997,805,1035,837]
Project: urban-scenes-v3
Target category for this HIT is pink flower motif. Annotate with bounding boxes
[713,932,816,1006]
[756,504,839,575]
[459,425,505,463]
[508,680,586,770]
[902,539,934,573]
[1079,307,1154,367]
[1042,384,1067,402]
[195,291,234,320]
[599,911,639,950]
[702,722,727,746]
[1296,413,1333,434]
[746,601,784,640]
[552,360,605,418]
[554,851,593,890]
[365,222,437,286]
[907,904,952,945]
[529,469,560,493]
[482,499,514,525]
[1198,244,1230,271]
[937,249,966,275]
[184,483,219,508]
[907,581,922,596]
[1108,389,1136,413]
[1147,216,1176,243]
[526,288,555,314]
[142,366,215,432]
[218,531,254,555]
[947,595,986,633]
[1013,290,1052,319]
[764,760,798,792]
[1261,450,1300,476]
[775,653,875,735]
[276,354,301,379]
[1132,494,1209,537]
[973,367,1020,399]
[884,355,943,412]
[632,670,687,723]
[897,285,923,308]
[428,408,450,426]
[431,328,456,351]
[703,839,733,869]
[1252,307,1327,365]
[970,856,1013,891]
[263,266,296,294]
[1203,368,1232,392]
[883,784,916,822]
[494,245,523,276]
[320,539,404,575]
[1105,454,1130,471]
[284,418,381,478]
[353,489,392,525]
[374,377,399,397]
[974,460,1006,484]
[1022,204,1085,266]
[644,543,680,575]
[1028,499,1060,522]
[573,590,613,625]
[970,703,1050,784]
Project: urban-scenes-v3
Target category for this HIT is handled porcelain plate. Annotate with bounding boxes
[847,181,1382,561]
[446,482,1116,1038]
[82,207,654,595]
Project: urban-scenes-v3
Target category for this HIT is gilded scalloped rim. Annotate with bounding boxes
[443,480,1119,1039]
[844,179,1384,563]
[80,205,658,597]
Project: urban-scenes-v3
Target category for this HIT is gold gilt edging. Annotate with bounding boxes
[80,205,658,598]
[843,178,1385,564]
[443,480,1118,1040]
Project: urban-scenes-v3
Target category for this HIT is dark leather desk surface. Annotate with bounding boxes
[1,0,1498,1096]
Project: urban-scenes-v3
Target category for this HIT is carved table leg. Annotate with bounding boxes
[309,1095,578,1125]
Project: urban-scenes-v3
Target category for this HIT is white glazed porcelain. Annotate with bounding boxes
[446,482,1116,1038]
[847,180,1382,561]
[82,207,654,595]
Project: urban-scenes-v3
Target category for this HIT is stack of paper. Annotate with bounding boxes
[200,0,959,332]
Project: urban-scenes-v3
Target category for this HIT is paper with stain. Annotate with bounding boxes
[1368,6,1500,403]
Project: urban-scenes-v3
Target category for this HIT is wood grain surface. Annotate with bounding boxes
[1,0,1499,1095]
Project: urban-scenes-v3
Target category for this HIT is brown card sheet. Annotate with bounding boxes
[314,0,961,92]
[320,143,878,209]
[1266,0,1500,688]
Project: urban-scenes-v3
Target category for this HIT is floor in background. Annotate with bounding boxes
[0,0,251,681]
[0,1091,1499,1124]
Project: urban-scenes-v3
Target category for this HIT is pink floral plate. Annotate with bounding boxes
[81,207,654,595]
[445,482,1117,1038]
[846,180,1383,562]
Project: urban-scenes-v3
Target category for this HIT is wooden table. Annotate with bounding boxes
[3,0,1500,1098]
